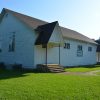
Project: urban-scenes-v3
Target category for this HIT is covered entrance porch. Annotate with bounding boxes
[34,21,64,72]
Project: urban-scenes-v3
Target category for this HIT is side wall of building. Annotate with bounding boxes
[0,13,36,68]
[60,38,97,66]
[34,37,97,67]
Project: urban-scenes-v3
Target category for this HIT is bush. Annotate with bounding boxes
[12,64,22,71]
[36,64,49,72]
[0,62,6,70]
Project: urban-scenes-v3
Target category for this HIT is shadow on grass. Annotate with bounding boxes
[65,64,100,68]
[0,70,31,80]
[0,69,50,80]
[1,65,99,80]
[79,64,100,68]
[79,65,96,68]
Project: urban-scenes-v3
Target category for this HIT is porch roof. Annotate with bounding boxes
[35,21,58,45]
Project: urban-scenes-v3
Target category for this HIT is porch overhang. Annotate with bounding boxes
[35,21,64,47]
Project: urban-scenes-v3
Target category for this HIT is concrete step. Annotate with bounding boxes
[49,69,64,72]
[48,67,64,70]
[47,65,65,73]
[48,66,64,69]
[37,64,65,73]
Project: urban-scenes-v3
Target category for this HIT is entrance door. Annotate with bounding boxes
[47,46,59,64]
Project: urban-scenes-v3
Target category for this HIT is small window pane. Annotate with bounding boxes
[8,33,15,52]
[64,43,70,49]
[77,45,83,57]
[77,45,82,51]
[88,47,92,51]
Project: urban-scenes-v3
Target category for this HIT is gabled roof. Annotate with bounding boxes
[35,21,58,45]
[1,8,47,29]
[0,8,97,44]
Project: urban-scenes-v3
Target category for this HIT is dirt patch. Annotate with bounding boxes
[58,70,100,76]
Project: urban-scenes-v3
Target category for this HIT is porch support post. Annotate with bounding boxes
[59,44,60,65]
[46,44,47,66]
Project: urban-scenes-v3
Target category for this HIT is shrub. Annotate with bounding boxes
[36,64,49,72]
[12,64,22,71]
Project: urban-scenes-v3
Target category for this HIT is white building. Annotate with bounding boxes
[0,8,97,69]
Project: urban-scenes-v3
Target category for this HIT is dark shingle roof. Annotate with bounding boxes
[35,21,58,45]
[0,8,97,44]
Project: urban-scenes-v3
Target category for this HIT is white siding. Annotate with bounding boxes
[49,24,63,44]
[60,38,97,66]
[34,38,97,67]
[0,13,36,68]
[47,46,59,64]
[34,45,59,66]
[34,45,46,66]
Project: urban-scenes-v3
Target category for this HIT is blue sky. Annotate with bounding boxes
[0,0,100,39]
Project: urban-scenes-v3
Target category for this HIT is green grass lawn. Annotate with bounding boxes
[96,72,100,75]
[65,65,100,72]
[0,66,100,100]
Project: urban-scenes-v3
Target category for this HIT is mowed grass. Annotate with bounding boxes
[96,72,100,75]
[65,65,100,72]
[0,66,100,100]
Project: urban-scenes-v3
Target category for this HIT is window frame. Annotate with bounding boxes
[88,47,92,52]
[77,45,83,57]
[77,45,82,51]
[64,43,70,49]
[8,33,15,52]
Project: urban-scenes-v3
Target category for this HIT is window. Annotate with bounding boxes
[77,45,83,57]
[5,13,8,18]
[77,45,82,51]
[9,33,15,52]
[64,43,70,49]
[88,47,92,52]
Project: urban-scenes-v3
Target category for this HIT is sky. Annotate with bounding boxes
[0,0,100,40]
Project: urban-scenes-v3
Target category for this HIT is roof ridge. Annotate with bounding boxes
[3,8,48,24]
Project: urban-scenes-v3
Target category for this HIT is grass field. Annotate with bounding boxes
[0,65,100,100]
[96,72,100,75]
[65,65,100,72]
